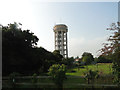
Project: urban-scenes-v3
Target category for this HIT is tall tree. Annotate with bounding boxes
[2,22,64,76]
[100,22,120,85]
[49,64,67,89]
[2,22,39,75]
[81,52,94,65]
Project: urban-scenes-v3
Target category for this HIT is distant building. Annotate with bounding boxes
[53,24,68,58]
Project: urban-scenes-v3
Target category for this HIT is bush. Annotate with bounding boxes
[31,73,37,83]
[49,64,67,88]
[9,72,20,82]
[70,70,76,73]
[9,72,20,88]
[84,70,99,84]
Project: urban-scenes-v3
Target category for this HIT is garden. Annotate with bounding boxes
[2,63,118,89]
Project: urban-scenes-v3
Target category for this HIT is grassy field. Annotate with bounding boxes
[3,63,116,89]
[66,63,113,76]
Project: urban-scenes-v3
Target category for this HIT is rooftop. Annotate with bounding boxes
[53,24,68,31]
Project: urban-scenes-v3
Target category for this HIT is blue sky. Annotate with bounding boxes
[0,0,118,57]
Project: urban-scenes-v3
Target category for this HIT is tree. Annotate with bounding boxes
[97,55,112,63]
[100,22,120,86]
[81,52,94,65]
[49,64,67,89]
[2,22,63,76]
[53,50,63,60]
[84,70,99,84]
[60,57,74,69]
[2,22,39,75]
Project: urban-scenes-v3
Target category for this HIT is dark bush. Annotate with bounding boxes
[70,70,76,73]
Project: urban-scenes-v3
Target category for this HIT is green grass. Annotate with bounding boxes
[3,63,115,89]
[3,76,115,89]
[64,77,86,84]
[66,63,113,76]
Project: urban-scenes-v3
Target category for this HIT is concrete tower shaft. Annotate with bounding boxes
[53,24,68,58]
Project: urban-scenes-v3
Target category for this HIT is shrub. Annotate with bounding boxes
[9,72,20,88]
[49,64,67,88]
[9,72,20,83]
[84,70,99,84]
[31,73,37,83]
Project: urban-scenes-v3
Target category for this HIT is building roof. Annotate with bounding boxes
[53,24,68,32]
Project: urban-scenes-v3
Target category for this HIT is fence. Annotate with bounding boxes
[2,76,119,89]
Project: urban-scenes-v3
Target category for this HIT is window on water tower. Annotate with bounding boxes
[64,36,66,40]
[59,46,62,49]
[64,42,66,45]
[58,35,61,39]
[58,41,61,45]
[55,37,57,40]
[58,40,61,43]
[58,31,61,34]
[64,46,66,49]
[60,51,62,54]
[64,50,66,54]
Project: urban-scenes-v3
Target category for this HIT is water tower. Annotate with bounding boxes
[53,24,68,58]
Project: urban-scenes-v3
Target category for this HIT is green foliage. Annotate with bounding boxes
[9,72,20,77]
[9,72,20,84]
[2,22,39,75]
[53,50,60,55]
[82,52,94,65]
[49,64,67,88]
[2,22,63,76]
[101,22,120,86]
[84,70,99,84]
[60,57,74,69]
[52,50,63,62]
[97,55,112,63]
[31,73,37,83]
[112,63,120,86]
[66,63,112,76]
[75,56,79,59]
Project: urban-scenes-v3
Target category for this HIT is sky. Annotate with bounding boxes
[0,0,119,58]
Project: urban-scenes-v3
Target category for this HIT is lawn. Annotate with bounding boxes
[66,63,113,76]
[3,63,116,89]
[3,76,115,89]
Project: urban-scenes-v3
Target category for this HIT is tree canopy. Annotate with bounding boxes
[49,64,67,88]
[100,22,120,85]
[2,22,63,76]
[81,52,94,65]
